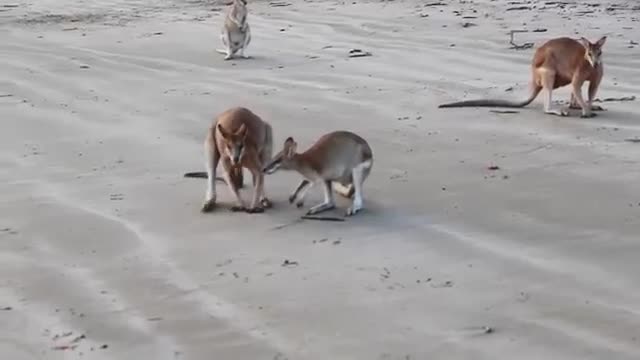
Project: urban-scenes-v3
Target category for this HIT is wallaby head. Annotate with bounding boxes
[217,123,248,166]
[263,137,297,174]
[579,36,606,67]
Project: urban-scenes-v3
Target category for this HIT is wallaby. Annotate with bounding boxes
[216,0,251,60]
[438,36,607,118]
[185,107,273,213]
[263,131,373,217]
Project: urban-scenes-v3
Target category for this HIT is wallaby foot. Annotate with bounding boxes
[201,200,216,213]
[245,207,264,214]
[260,198,272,208]
[345,206,362,217]
[545,109,569,117]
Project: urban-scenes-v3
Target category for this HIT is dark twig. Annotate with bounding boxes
[509,30,534,50]
[301,215,345,222]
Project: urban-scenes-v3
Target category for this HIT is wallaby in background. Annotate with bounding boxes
[439,36,607,118]
[185,107,273,213]
[263,131,373,217]
[216,0,251,60]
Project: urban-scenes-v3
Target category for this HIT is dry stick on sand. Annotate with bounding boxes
[301,215,345,222]
[509,30,534,50]
[183,172,229,183]
[594,96,636,102]
[490,110,520,114]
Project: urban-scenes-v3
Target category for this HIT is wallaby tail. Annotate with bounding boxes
[438,86,542,109]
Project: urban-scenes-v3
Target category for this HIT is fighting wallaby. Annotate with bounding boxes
[185,107,273,213]
[263,131,373,217]
[216,0,251,60]
[438,36,607,118]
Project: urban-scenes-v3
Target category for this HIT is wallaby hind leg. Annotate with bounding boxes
[239,26,251,59]
[588,76,605,111]
[541,70,568,116]
[346,161,371,216]
[222,30,234,60]
[569,93,581,109]
[202,136,220,213]
[258,123,273,208]
[307,180,336,215]
[246,169,265,214]
[571,79,595,118]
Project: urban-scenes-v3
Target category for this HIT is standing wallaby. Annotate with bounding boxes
[438,36,607,118]
[263,131,373,217]
[185,107,273,213]
[216,0,251,60]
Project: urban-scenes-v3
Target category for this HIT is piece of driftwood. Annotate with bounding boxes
[594,96,635,102]
[509,30,534,50]
[507,6,531,11]
[183,172,228,183]
[348,49,372,58]
[490,110,520,114]
[301,215,345,222]
[424,2,446,6]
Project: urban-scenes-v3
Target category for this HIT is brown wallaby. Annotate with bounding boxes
[439,36,607,118]
[263,131,373,216]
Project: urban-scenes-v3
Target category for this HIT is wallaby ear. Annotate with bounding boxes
[235,124,248,139]
[595,36,607,48]
[284,137,294,146]
[217,124,231,139]
[283,137,296,156]
[579,37,591,49]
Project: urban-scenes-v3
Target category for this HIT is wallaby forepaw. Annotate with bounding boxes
[295,201,304,208]
[201,200,216,213]
[346,207,362,217]
[245,207,264,214]
[224,54,233,61]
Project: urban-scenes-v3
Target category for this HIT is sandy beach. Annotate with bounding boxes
[2,0,640,359]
